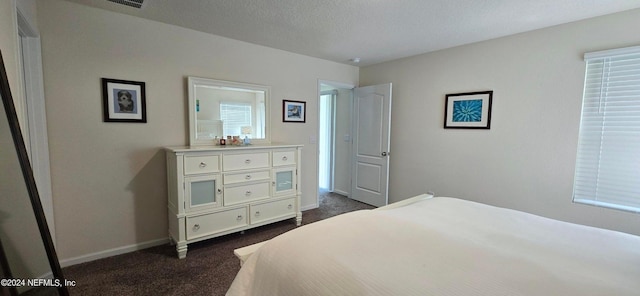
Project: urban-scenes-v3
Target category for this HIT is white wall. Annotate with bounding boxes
[360,9,640,236]
[37,0,358,262]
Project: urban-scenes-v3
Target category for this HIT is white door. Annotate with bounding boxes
[350,83,392,207]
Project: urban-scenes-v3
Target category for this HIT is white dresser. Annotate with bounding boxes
[165,144,303,258]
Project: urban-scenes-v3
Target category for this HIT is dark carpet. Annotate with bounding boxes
[61,192,373,296]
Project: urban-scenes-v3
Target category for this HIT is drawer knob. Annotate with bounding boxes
[236,215,243,221]
[282,156,288,161]
[288,204,293,209]
[245,175,252,180]
[193,224,200,231]
[255,211,260,217]
[199,162,207,168]
[245,191,252,196]
[245,159,251,164]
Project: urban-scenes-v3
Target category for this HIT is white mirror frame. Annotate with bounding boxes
[188,76,271,146]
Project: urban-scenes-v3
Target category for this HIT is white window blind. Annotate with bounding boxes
[220,102,252,137]
[573,45,640,213]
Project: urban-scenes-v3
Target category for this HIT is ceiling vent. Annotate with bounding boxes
[106,0,146,9]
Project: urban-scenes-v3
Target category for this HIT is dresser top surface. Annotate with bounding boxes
[165,143,303,153]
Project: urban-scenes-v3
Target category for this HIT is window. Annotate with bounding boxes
[220,102,252,137]
[573,45,640,213]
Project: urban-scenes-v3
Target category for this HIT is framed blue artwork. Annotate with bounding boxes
[283,99,306,123]
[444,91,493,129]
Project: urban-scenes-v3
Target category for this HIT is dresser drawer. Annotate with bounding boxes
[250,197,296,225]
[224,182,270,206]
[224,170,270,185]
[184,154,220,175]
[272,150,296,167]
[223,152,269,171]
[186,207,247,240]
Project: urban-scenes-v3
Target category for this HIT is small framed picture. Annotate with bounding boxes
[444,91,493,129]
[102,78,146,123]
[283,100,306,123]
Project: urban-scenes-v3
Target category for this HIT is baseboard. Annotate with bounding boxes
[333,189,349,196]
[301,203,318,211]
[59,237,169,267]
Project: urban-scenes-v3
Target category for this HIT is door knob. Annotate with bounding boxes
[381,152,388,156]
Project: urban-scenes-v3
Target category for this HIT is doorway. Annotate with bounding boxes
[317,81,393,208]
[318,90,335,191]
[317,81,354,205]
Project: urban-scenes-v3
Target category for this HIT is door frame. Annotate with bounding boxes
[315,80,355,209]
[16,8,56,243]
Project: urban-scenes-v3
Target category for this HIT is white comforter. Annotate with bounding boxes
[227,196,640,296]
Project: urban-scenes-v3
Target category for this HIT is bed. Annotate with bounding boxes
[227,194,640,296]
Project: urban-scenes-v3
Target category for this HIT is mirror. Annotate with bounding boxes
[188,77,270,146]
[0,51,68,295]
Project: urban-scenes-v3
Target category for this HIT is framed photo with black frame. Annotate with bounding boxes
[102,78,146,123]
[444,90,493,129]
[283,100,306,123]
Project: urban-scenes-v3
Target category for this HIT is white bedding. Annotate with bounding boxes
[227,196,640,296]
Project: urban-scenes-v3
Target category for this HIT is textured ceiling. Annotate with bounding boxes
[64,0,640,66]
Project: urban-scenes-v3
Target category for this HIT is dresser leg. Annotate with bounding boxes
[296,212,302,226]
[176,242,188,259]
